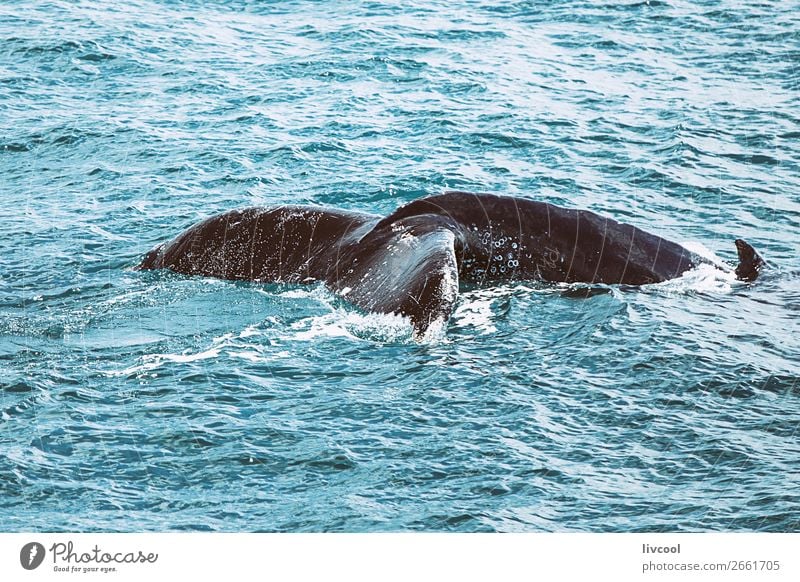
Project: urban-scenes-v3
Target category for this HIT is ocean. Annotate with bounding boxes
[1,0,798,532]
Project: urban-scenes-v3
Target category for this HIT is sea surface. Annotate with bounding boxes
[1,0,798,532]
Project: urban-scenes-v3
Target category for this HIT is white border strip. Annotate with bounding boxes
[2,533,797,581]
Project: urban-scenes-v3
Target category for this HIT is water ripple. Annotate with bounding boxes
[1,0,798,532]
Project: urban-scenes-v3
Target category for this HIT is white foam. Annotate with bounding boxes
[290,309,418,343]
[106,324,274,376]
[110,345,223,376]
[649,263,737,294]
[227,349,266,363]
[275,288,316,299]
[452,295,498,333]
[450,285,531,333]
[416,317,450,345]
[680,241,730,270]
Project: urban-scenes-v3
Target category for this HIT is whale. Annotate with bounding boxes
[137,191,765,334]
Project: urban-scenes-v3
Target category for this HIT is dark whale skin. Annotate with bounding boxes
[138,191,763,333]
[380,191,698,286]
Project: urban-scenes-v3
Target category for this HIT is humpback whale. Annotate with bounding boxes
[137,191,764,334]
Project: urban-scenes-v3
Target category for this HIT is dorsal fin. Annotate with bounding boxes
[734,239,765,281]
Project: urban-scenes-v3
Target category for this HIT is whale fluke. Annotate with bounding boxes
[137,192,766,334]
[330,214,460,334]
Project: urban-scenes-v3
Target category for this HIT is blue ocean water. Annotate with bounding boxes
[1,0,798,532]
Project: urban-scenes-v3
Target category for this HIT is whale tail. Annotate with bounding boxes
[734,239,765,282]
[134,206,460,337]
[331,214,461,337]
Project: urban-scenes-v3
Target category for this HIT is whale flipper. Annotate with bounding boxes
[331,215,460,335]
[734,239,765,282]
